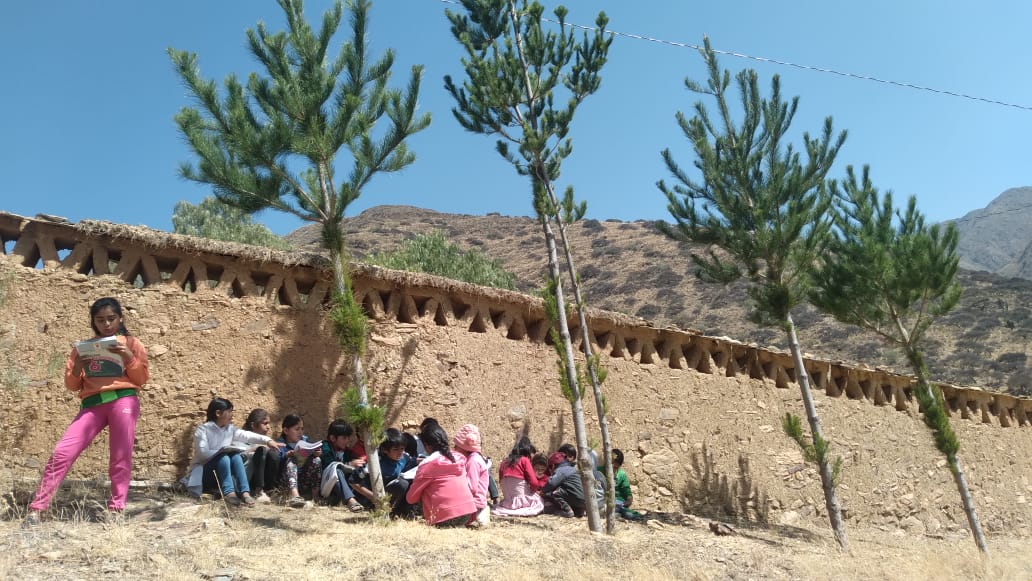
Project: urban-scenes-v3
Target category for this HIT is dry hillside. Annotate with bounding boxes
[288,205,1032,394]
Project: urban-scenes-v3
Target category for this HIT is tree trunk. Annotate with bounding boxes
[353,355,386,500]
[951,453,989,556]
[546,193,617,534]
[331,248,386,501]
[785,312,849,550]
[903,345,988,556]
[541,217,602,533]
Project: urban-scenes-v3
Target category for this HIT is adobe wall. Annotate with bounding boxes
[2,212,1031,535]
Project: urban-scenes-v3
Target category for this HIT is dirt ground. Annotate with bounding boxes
[2,482,1031,581]
[2,252,1032,579]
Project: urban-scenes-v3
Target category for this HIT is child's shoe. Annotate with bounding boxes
[254,491,272,504]
[288,496,307,509]
[346,498,364,512]
[22,511,42,529]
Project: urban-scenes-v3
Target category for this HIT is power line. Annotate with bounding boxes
[436,0,1032,112]
[949,201,1032,225]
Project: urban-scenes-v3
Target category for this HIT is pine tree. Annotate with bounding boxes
[172,196,291,250]
[658,37,849,549]
[169,0,430,504]
[811,165,988,555]
[444,0,616,533]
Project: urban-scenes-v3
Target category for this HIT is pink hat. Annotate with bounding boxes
[452,424,482,453]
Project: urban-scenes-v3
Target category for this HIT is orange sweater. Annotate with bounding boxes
[64,335,149,400]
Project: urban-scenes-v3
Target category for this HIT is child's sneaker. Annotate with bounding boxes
[288,496,306,509]
[101,510,127,526]
[255,491,272,504]
[22,512,42,529]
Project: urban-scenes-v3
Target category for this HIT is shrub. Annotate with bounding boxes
[366,230,517,290]
[172,197,292,250]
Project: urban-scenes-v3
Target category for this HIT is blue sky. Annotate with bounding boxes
[3,1,1030,236]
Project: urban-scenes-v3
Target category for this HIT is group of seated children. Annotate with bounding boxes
[185,398,634,525]
[493,437,634,519]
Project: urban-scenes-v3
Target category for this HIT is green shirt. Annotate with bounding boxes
[614,467,632,502]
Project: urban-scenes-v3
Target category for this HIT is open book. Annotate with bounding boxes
[74,336,123,378]
[217,443,249,456]
[292,439,323,466]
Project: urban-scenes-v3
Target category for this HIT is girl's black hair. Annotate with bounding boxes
[243,408,269,432]
[326,419,354,439]
[419,417,440,431]
[611,448,625,467]
[419,424,454,463]
[279,413,302,438]
[90,297,130,336]
[206,397,233,423]
[379,428,408,454]
[402,432,419,457]
[531,453,548,468]
[558,443,577,460]
[505,436,537,466]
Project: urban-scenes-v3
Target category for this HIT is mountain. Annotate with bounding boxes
[952,186,1032,278]
[287,205,1032,395]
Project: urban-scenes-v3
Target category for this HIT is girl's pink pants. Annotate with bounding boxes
[30,395,140,512]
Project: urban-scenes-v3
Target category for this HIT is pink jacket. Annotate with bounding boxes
[459,450,490,510]
[406,451,476,525]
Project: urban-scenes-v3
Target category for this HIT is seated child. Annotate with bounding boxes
[452,424,490,527]
[185,398,284,506]
[276,413,322,508]
[532,453,548,480]
[317,419,365,512]
[608,449,639,519]
[241,408,279,503]
[379,428,418,518]
[492,437,548,517]
[405,424,476,526]
[541,448,603,518]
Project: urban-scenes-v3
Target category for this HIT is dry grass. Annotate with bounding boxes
[2,485,1031,581]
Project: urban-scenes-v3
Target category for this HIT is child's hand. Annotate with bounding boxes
[108,342,136,364]
[266,440,285,451]
[349,458,366,468]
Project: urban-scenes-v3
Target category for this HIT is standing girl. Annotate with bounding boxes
[186,398,284,506]
[492,436,548,517]
[27,297,149,524]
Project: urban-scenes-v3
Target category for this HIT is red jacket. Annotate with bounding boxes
[406,451,476,525]
[499,456,548,491]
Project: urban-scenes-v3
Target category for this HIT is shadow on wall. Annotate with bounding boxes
[377,333,420,429]
[547,409,567,453]
[680,444,769,525]
[244,312,347,435]
[239,312,423,446]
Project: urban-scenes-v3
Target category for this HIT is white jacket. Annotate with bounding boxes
[183,421,272,495]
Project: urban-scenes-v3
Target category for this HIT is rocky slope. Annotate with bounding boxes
[288,205,1032,393]
[952,186,1032,277]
